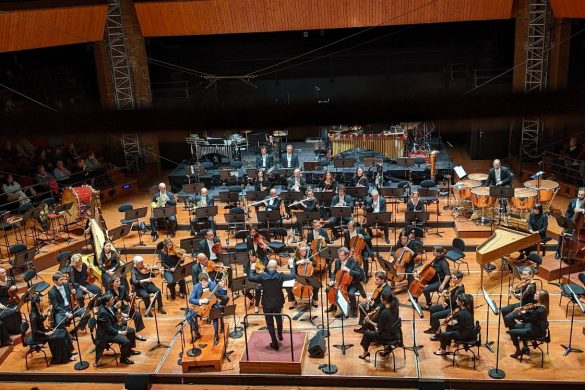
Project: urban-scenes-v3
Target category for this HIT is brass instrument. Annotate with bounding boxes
[151,193,170,209]
[190,197,208,212]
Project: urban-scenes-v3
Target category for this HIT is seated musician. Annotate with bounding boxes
[518,203,547,264]
[327,247,366,318]
[285,168,307,218]
[486,159,513,187]
[306,219,331,245]
[198,229,221,264]
[189,187,216,234]
[256,145,273,170]
[0,266,22,346]
[30,294,74,364]
[433,293,474,356]
[501,267,536,329]
[98,241,120,290]
[130,256,166,317]
[320,170,338,192]
[280,144,299,169]
[244,252,264,314]
[96,293,141,365]
[69,254,101,309]
[329,185,354,240]
[350,167,369,188]
[254,169,270,192]
[160,238,187,300]
[344,221,371,279]
[246,226,270,266]
[187,273,228,345]
[149,182,177,241]
[354,271,394,334]
[293,188,319,240]
[260,188,281,212]
[555,187,584,259]
[285,246,319,309]
[364,189,390,244]
[109,276,146,341]
[406,191,426,230]
[47,272,76,336]
[419,246,451,310]
[509,289,549,359]
[358,291,402,361]
[390,232,417,288]
[191,253,206,285]
[424,271,465,337]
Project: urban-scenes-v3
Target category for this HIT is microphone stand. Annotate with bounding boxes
[176,318,188,365]
[319,280,337,374]
[71,311,89,370]
[147,291,170,351]
[488,261,505,379]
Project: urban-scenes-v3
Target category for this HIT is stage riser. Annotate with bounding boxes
[536,256,585,281]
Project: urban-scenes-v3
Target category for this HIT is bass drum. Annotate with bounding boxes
[61,185,98,224]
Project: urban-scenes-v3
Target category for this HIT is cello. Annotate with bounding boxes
[391,247,414,283]
[348,235,366,267]
[327,267,352,306]
[408,258,436,298]
[311,237,328,271]
[293,250,314,300]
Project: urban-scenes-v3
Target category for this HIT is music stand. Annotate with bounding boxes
[381,187,408,243]
[228,277,246,338]
[313,191,334,207]
[110,224,132,261]
[256,210,281,229]
[375,254,397,278]
[405,291,424,356]
[345,186,367,200]
[333,290,353,353]
[366,212,391,253]
[561,285,584,356]
[405,211,430,236]
[333,158,355,168]
[245,168,258,180]
[397,157,415,181]
[246,190,269,202]
[126,207,148,246]
[278,168,295,178]
[481,288,496,353]
[210,305,236,361]
[195,206,218,220]
[304,161,321,171]
[553,213,576,277]
[489,186,514,225]
[280,191,303,204]
[330,206,352,231]
[291,275,319,326]
[218,191,239,207]
[153,206,176,237]
[488,257,507,379]
[13,248,36,272]
[296,211,321,237]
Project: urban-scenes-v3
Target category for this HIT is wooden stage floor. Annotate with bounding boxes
[0,188,584,388]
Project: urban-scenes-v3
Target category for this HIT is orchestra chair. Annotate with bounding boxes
[451,320,481,369]
[518,326,550,368]
[0,210,22,258]
[88,317,119,366]
[374,324,404,371]
[420,180,436,189]
[525,252,543,274]
[234,229,249,253]
[445,238,469,274]
[23,269,50,294]
[9,243,30,277]
[18,206,36,249]
[118,204,137,226]
[265,228,289,265]
[557,278,585,318]
[21,322,49,370]
[56,251,72,272]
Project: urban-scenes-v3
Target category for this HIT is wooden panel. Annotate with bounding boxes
[0,4,108,53]
[551,0,585,18]
[134,0,514,37]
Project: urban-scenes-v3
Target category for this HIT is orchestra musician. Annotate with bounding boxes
[518,203,547,265]
[419,246,451,310]
[108,276,146,341]
[98,241,120,290]
[280,144,299,169]
[327,247,366,318]
[293,188,319,239]
[256,145,274,170]
[191,253,206,286]
[0,266,22,346]
[433,293,474,356]
[509,289,549,359]
[354,271,394,334]
[259,188,281,213]
[350,167,369,189]
[343,221,371,278]
[29,294,75,364]
[47,272,76,335]
[424,271,465,337]
[406,191,426,230]
[364,189,390,244]
[254,169,270,192]
[391,232,417,288]
[358,291,402,361]
[160,238,187,300]
[306,219,332,245]
[130,256,166,316]
[149,182,177,241]
[96,293,141,365]
[329,185,355,240]
[69,254,101,309]
[286,168,306,193]
[189,187,216,234]
[187,273,229,345]
[198,229,221,263]
[320,170,338,192]
[501,267,536,329]
[555,187,585,259]
[244,252,264,314]
[248,259,296,351]
[486,159,513,187]
[246,226,270,266]
[285,246,319,309]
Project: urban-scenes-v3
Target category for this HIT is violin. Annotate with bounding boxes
[441,307,460,327]
[366,285,383,311]
[138,264,160,277]
[253,234,271,252]
[212,242,228,255]
[203,258,229,274]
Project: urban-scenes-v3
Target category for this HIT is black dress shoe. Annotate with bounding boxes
[554,252,560,259]
[424,328,437,334]
[213,336,219,346]
[158,308,167,314]
[278,334,283,341]
[130,350,141,356]
[122,358,135,364]
[191,331,201,343]
[385,237,390,244]
[354,327,366,334]
[326,305,336,313]
[269,343,279,351]
[146,312,153,317]
[136,335,146,341]
[152,234,159,242]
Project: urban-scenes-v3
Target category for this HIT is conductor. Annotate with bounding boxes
[247,259,296,351]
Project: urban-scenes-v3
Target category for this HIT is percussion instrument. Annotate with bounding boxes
[61,185,97,224]
[467,173,488,182]
[429,150,438,180]
[331,133,405,159]
[471,187,496,223]
[452,180,481,203]
[509,188,538,218]
[524,180,559,212]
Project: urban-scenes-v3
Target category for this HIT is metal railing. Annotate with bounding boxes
[544,151,585,186]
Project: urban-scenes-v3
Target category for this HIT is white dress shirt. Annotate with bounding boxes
[207,239,217,260]
[56,284,69,307]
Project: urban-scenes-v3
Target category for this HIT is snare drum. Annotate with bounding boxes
[61,185,97,224]
[509,188,538,211]
[524,180,559,209]
[453,179,481,201]
[471,187,495,209]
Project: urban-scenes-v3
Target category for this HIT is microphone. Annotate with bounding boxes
[446,141,454,148]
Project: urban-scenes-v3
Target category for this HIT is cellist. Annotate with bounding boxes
[285,246,319,309]
[419,246,450,310]
[306,220,331,272]
[390,232,417,288]
[354,271,394,334]
[326,247,365,318]
[343,221,371,281]
[243,252,263,314]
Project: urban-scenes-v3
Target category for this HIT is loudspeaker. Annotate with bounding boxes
[308,332,325,358]
[125,374,151,390]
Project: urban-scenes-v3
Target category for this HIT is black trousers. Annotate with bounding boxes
[501,303,521,328]
[347,283,366,314]
[360,330,393,351]
[510,323,541,348]
[245,284,263,307]
[429,304,451,331]
[163,270,187,298]
[438,329,459,349]
[263,305,283,345]
[150,215,177,234]
[422,280,441,306]
[99,333,131,361]
[75,284,101,308]
[286,286,319,302]
[135,282,164,310]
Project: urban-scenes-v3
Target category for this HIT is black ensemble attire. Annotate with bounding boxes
[502,282,536,328]
[328,257,366,316]
[131,267,164,312]
[150,191,177,236]
[98,250,120,289]
[357,283,394,328]
[343,227,372,277]
[428,284,465,332]
[69,264,101,308]
[95,304,136,362]
[109,285,145,333]
[360,306,402,351]
[0,278,22,345]
[256,154,274,170]
[280,153,300,169]
[520,212,548,259]
[422,255,450,306]
[30,309,73,364]
[160,250,187,299]
[438,308,474,349]
[510,305,548,349]
[364,196,390,241]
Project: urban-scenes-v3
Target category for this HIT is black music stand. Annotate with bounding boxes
[333,158,355,168]
[489,186,514,225]
[375,254,397,277]
[405,211,430,236]
[110,224,132,261]
[304,161,321,171]
[228,277,245,338]
[280,191,303,207]
[488,257,506,379]
[210,305,236,361]
[418,188,442,237]
[330,206,352,232]
[397,157,416,182]
[381,187,408,243]
[333,290,352,354]
[245,168,258,180]
[291,275,319,327]
[366,212,391,253]
[13,248,36,273]
[246,190,269,202]
[180,237,196,255]
[219,191,240,208]
[278,168,295,178]
[313,191,334,207]
[561,285,584,356]
[256,210,281,229]
[553,213,576,274]
[345,186,367,200]
[481,288,496,353]
[126,207,148,246]
[405,291,424,356]
[195,206,218,221]
[173,262,195,309]
[153,206,177,237]
[224,213,246,235]
[296,211,321,237]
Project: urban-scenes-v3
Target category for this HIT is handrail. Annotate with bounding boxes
[243,312,294,362]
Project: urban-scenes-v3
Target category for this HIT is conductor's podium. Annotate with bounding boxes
[181,325,229,373]
[240,331,308,375]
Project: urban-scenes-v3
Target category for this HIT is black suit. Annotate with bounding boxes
[95,305,135,361]
[486,166,513,187]
[364,196,390,240]
[328,257,366,314]
[406,199,426,230]
[248,269,296,345]
[261,195,281,212]
[197,237,221,262]
[438,308,474,350]
[150,191,177,235]
[306,228,331,245]
[280,152,299,169]
[256,154,274,169]
[565,197,584,221]
[286,175,307,192]
[343,228,371,276]
[246,235,269,265]
[47,284,76,329]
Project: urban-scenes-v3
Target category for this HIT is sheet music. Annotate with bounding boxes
[283,279,295,288]
[454,165,466,179]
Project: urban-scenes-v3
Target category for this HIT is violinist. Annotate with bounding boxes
[518,203,547,264]
[69,254,101,309]
[243,252,263,314]
[98,241,120,289]
[419,246,450,310]
[109,276,146,341]
[510,289,549,359]
[29,294,75,364]
[327,247,365,318]
[350,167,369,189]
[329,185,354,240]
[344,221,371,279]
[246,226,270,266]
[131,256,166,316]
[364,189,390,244]
[320,170,338,193]
[187,273,229,345]
[47,272,76,338]
[433,293,474,356]
[424,271,465,337]
[501,267,536,330]
[189,187,216,234]
[160,238,187,300]
[255,145,273,170]
[391,232,417,288]
[358,292,402,361]
[0,266,21,346]
[285,246,319,309]
[354,271,394,334]
[198,229,221,262]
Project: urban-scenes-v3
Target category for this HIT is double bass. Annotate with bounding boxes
[408,258,436,298]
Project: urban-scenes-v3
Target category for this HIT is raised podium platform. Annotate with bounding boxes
[240,331,307,375]
[181,325,229,373]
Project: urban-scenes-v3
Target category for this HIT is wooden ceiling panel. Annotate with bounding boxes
[551,0,585,18]
[134,0,514,37]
